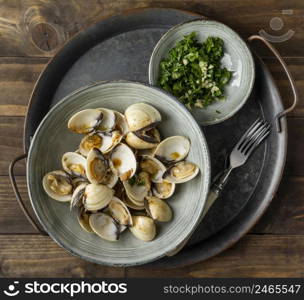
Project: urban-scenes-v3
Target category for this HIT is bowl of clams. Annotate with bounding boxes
[27,81,210,266]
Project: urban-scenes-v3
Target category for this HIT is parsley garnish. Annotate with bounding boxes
[128,175,145,186]
[159,32,232,109]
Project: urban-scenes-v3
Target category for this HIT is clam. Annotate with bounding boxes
[102,171,119,188]
[86,148,108,184]
[62,152,87,177]
[72,177,88,189]
[123,172,151,204]
[121,191,145,210]
[109,143,137,181]
[130,216,156,241]
[154,136,190,164]
[114,111,129,136]
[125,103,161,132]
[108,197,132,226]
[77,207,92,233]
[139,155,166,183]
[70,182,87,210]
[79,130,122,156]
[163,161,199,183]
[42,170,73,202]
[125,128,160,149]
[68,109,103,134]
[96,108,116,132]
[89,213,119,241]
[83,183,114,211]
[152,181,175,199]
[145,196,172,222]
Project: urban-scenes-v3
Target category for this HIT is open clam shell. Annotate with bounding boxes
[42,170,73,202]
[145,196,172,222]
[79,130,122,156]
[125,103,161,132]
[68,109,103,134]
[163,161,199,183]
[86,148,108,184]
[62,152,87,178]
[77,207,93,233]
[96,108,116,132]
[125,128,160,149]
[154,136,190,164]
[83,183,114,211]
[123,172,151,204]
[152,181,175,199]
[129,215,156,241]
[89,213,120,241]
[109,143,137,181]
[70,182,88,210]
[139,155,166,183]
[113,111,129,136]
[108,197,133,226]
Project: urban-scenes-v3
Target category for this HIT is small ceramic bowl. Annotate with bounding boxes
[27,81,211,266]
[149,19,255,125]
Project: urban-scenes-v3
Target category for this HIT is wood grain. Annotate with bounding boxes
[0,57,302,118]
[0,235,125,277]
[125,235,304,277]
[0,1,302,57]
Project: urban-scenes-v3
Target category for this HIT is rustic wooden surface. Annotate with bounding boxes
[0,0,303,278]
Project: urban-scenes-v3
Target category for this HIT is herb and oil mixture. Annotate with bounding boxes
[159,32,232,109]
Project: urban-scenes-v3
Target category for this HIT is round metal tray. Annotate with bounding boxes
[11,8,296,268]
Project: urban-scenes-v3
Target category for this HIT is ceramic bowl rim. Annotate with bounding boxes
[148,18,256,125]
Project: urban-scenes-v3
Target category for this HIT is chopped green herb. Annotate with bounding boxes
[158,32,232,109]
[128,175,145,186]
[216,110,221,114]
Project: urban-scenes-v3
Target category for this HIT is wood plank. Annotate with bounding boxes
[0,117,25,176]
[251,176,304,234]
[126,235,304,278]
[0,0,302,57]
[0,57,303,118]
[0,235,125,277]
[1,175,304,235]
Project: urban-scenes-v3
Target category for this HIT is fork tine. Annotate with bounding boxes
[243,124,270,154]
[245,126,270,157]
[235,118,262,149]
[240,122,268,153]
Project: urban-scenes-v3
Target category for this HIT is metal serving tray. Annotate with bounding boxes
[10,8,297,268]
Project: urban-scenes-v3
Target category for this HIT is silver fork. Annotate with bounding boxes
[203,118,271,215]
[166,118,270,256]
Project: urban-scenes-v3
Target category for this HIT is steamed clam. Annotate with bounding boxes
[68,109,103,134]
[86,148,108,184]
[145,196,172,222]
[152,181,175,199]
[108,197,132,226]
[154,136,190,164]
[42,170,73,202]
[129,216,156,241]
[125,103,161,131]
[62,152,87,177]
[109,143,137,181]
[89,213,120,241]
[83,183,114,211]
[43,103,200,243]
[125,128,160,149]
[163,161,199,183]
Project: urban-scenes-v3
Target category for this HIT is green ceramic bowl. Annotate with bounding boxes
[149,19,255,125]
[27,81,210,266]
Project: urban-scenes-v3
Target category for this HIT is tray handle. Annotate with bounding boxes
[248,35,298,132]
[9,154,47,235]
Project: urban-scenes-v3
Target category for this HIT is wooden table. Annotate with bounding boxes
[0,0,303,278]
